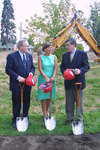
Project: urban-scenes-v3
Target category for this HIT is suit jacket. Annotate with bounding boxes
[60,50,90,89]
[5,51,35,91]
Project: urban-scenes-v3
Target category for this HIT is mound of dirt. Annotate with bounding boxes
[0,134,100,150]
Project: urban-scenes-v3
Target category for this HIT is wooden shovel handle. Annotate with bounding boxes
[75,82,82,107]
[19,83,24,104]
[49,80,53,103]
[50,89,52,103]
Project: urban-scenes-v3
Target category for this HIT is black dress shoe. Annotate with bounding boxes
[43,116,48,129]
[12,120,16,128]
[65,120,73,125]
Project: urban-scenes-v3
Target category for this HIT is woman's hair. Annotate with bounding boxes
[42,42,52,51]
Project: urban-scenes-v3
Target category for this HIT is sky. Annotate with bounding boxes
[0,0,100,40]
[12,0,99,24]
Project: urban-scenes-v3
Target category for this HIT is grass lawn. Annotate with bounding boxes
[0,53,100,135]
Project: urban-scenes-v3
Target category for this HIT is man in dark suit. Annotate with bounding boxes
[5,40,35,128]
[60,38,90,125]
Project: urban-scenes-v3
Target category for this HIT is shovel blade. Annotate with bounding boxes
[16,117,28,132]
[44,116,56,131]
[72,120,84,135]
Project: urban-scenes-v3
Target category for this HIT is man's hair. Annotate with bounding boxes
[17,40,28,48]
[65,38,76,47]
[42,42,52,51]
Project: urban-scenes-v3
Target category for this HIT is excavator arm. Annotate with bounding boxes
[75,22,100,56]
[51,21,76,49]
[51,11,100,59]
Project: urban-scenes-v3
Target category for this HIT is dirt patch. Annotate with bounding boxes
[0,134,100,150]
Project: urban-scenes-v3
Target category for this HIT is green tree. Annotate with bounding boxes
[1,0,16,48]
[87,2,100,45]
[24,0,70,61]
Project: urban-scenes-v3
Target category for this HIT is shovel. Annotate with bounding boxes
[72,82,84,135]
[44,89,56,131]
[16,83,29,132]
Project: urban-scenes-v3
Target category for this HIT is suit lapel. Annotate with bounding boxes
[71,50,78,63]
[67,52,72,64]
[25,53,29,68]
[67,52,71,62]
[16,51,23,63]
[16,51,26,69]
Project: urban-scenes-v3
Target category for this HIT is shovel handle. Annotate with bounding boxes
[49,80,53,103]
[50,90,52,102]
[75,82,82,107]
[19,83,24,104]
[48,87,53,117]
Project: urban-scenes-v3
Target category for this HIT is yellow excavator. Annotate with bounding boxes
[51,10,100,62]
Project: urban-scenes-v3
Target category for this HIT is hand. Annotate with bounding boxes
[50,77,55,82]
[18,76,25,83]
[74,69,80,75]
[29,72,33,76]
[45,77,50,82]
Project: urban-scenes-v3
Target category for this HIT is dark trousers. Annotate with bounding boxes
[12,86,31,120]
[65,88,83,121]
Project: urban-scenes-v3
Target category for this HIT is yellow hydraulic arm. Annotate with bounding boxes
[51,20,76,49]
[75,22,100,56]
[51,11,100,57]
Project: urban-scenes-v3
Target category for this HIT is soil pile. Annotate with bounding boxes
[0,134,100,150]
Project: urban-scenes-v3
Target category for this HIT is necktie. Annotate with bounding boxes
[70,53,73,62]
[23,54,27,68]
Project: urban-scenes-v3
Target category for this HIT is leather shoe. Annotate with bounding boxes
[65,120,73,125]
[12,120,16,128]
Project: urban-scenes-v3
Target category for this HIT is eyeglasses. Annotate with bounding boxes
[66,43,71,46]
[23,45,29,47]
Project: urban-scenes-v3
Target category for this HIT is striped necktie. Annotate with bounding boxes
[23,54,27,68]
[70,53,73,62]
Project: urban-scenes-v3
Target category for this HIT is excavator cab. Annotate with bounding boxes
[51,10,100,62]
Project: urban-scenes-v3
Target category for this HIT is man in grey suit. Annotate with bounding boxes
[60,38,90,125]
[6,40,35,128]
